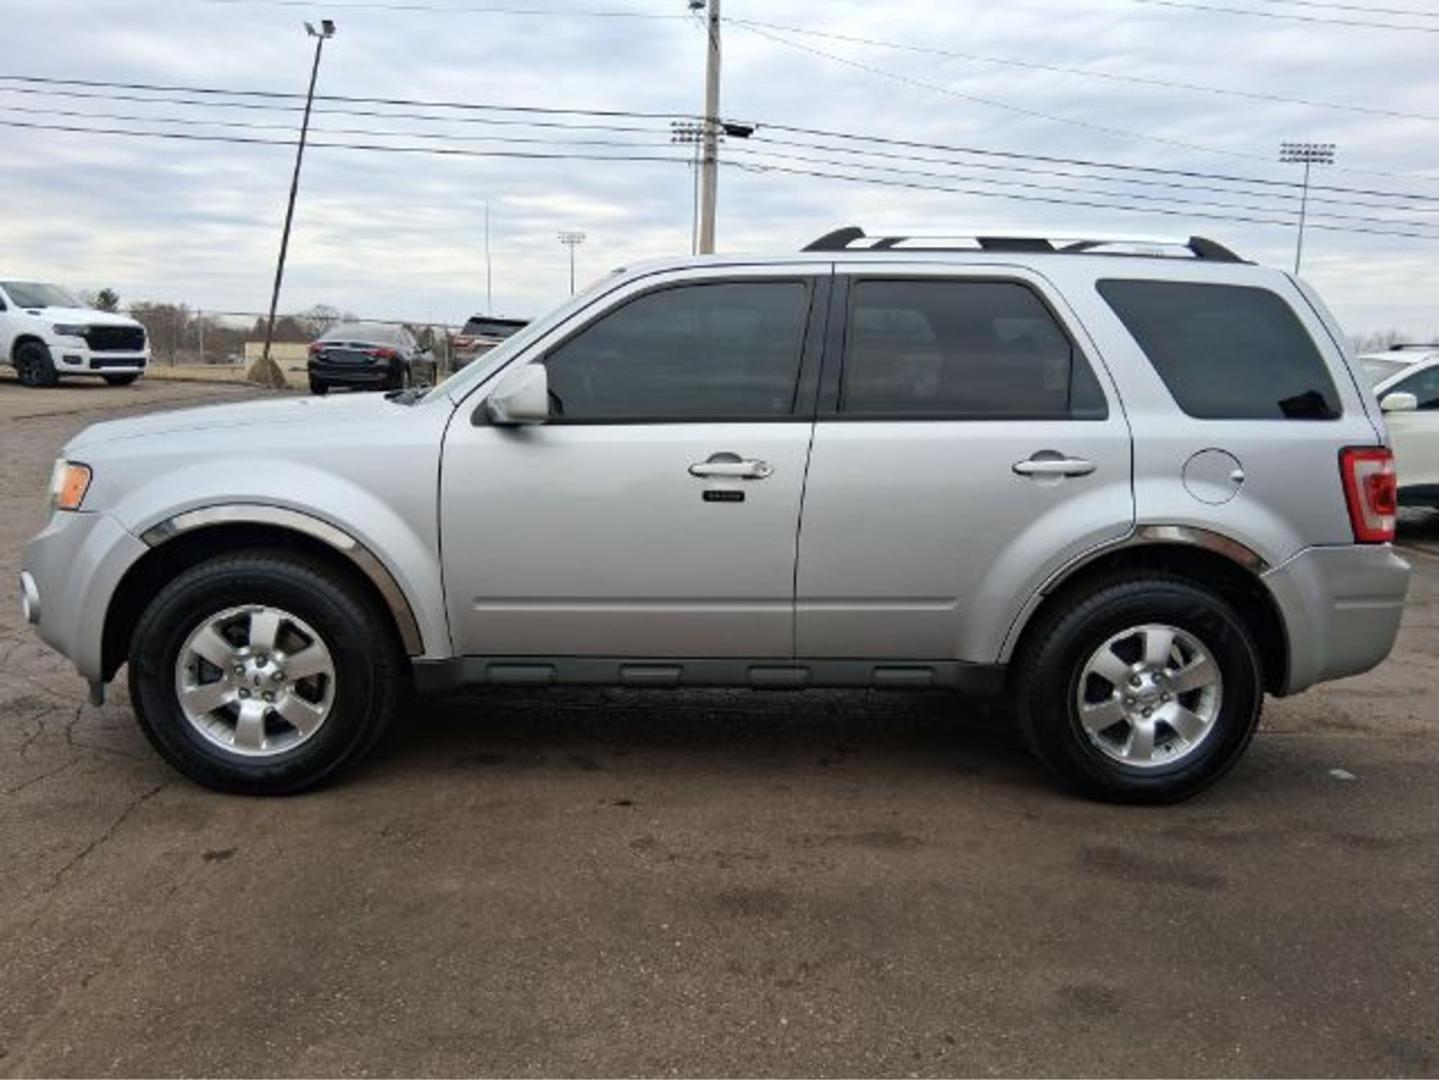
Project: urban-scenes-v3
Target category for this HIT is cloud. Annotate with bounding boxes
[0,0,1435,335]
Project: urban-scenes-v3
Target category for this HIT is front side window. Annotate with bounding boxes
[839,279,1107,418]
[1393,366,1439,410]
[543,281,809,420]
[1098,280,1341,420]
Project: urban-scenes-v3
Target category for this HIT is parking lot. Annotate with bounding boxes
[1,374,1437,1077]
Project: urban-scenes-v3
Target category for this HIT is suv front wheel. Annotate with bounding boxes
[128,549,404,794]
[1014,575,1263,803]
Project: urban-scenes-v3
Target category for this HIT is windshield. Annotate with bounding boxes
[1361,357,1411,387]
[423,272,623,404]
[1,281,82,308]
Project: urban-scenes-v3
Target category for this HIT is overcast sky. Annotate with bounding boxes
[3,0,1437,336]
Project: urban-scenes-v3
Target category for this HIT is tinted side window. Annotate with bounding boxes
[1098,280,1340,420]
[1393,366,1439,410]
[839,280,1107,419]
[544,281,809,420]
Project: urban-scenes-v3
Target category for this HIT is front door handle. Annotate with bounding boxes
[689,452,774,480]
[1013,454,1096,478]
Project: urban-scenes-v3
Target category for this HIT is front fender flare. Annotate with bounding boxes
[140,504,424,655]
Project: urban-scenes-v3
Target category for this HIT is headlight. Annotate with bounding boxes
[48,460,92,511]
[51,323,89,339]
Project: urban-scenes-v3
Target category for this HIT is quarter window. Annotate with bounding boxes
[543,281,809,420]
[1098,280,1341,420]
[839,279,1107,418]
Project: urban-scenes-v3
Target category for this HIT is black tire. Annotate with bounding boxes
[104,373,140,386]
[127,549,405,795]
[13,340,58,387]
[1012,574,1263,804]
[387,363,411,392]
[309,377,329,396]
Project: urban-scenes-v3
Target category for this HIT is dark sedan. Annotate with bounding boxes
[307,322,436,395]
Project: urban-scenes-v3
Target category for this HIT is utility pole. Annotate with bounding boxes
[697,0,720,254]
[1279,141,1335,276]
[670,120,705,255]
[557,231,586,294]
[248,18,335,388]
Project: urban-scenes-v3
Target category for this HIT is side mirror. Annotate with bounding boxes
[483,364,549,425]
[1381,391,1418,414]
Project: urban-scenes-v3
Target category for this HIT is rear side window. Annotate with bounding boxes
[543,280,809,420]
[839,279,1107,419]
[1098,280,1340,420]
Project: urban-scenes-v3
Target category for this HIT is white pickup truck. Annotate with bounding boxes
[0,280,149,387]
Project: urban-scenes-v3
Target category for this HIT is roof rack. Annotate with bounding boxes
[801,225,1246,263]
[1391,343,1439,351]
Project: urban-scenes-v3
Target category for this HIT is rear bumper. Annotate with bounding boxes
[1263,544,1412,694]
[308,361,394,385]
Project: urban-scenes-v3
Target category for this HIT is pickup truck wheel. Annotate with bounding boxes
[14,341,58,387]
[127,549,404,794]
[1013,576,1262,804]
[103,373,140,386]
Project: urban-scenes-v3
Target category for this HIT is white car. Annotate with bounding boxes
[0,280,149,388]
[1363,345,1439,507]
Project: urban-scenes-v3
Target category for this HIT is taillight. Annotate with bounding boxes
[1340,447,1397,543]
[453,336,473,347]
[366,347,398,359]
[308,343,323,354]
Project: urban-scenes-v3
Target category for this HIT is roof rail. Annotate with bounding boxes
[801,225,1246,263]
[1391,343,1439,351]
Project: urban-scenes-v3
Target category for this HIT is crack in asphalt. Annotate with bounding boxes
[47,780,168,889]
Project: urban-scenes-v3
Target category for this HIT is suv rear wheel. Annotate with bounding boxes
[1014,575,1262,803]
[127,549,404,794]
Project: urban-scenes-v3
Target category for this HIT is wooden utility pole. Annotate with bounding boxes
[697,0,721,254]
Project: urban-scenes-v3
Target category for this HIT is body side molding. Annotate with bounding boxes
[140,504,424,654]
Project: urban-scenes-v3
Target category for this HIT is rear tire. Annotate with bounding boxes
[104,373,140,386]
[309,377,329,396]
[14,341,58,387]
[127,549,405,795]
[1013,575,1262,803]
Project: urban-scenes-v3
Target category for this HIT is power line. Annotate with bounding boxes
[1246,0,1438,17]
[8,114,1438,241]
[724,143,1439,233]
[726,15,1439,125]
[740,135,1439,218]
[724,159,1439,242]
[1123,0,1439,32]
[731,20,1278,167]
[5,71,1437,202]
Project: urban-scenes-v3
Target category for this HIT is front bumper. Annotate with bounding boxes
[1262,544,1412,695]
[20,509,148,683]
[48,341,149,374]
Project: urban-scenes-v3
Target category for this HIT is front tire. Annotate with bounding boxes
[128,549,404,794]
[14,341,58,387]
[1013,575,1262,804]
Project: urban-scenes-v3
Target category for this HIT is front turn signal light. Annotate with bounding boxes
[50,461,92,511]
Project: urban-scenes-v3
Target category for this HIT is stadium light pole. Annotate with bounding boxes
[1279,141,1335,276]
[558,231,586,294]
[249,18,335,388]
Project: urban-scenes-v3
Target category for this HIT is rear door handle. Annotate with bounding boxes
[1013,455,1096,478]
[689,452,774,480]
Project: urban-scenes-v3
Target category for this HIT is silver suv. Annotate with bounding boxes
[19,227,1411,802]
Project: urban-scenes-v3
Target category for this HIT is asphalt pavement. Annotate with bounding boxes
[1,373,1436,1077]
